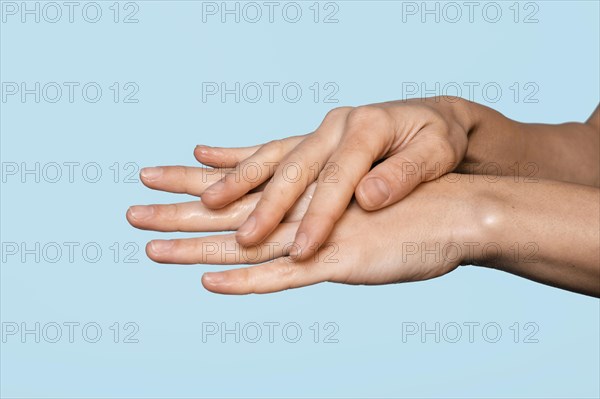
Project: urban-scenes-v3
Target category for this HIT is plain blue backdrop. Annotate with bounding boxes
[1,1,599,398]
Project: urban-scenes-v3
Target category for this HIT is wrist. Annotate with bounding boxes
[448,175,510,267]
[420,96,478,134]
[448,96,478,134]
[456,101,523,175]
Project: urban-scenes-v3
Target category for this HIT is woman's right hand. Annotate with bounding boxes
[127,165,481,294]
[128,164,600,296]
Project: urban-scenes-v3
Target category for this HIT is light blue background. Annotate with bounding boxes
[1,1,599,398]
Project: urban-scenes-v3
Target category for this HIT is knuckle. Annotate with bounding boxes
[171,165,187,181]
[420,103,444,121]
[264,139,286,157]
[317,161,340,184]
[282,147,324,186]
[431,135,457,167]
[389,155,424,184]
[444,143,459,167]
[170,239,184,253]
[161,203,179,219]
[346,105,389,127]
[279,156,303,175]
[238,268,254,291]
[324,106,353,122]
[344,106,393,154]
[181,166,189,180]
[172,165,185,174]
[276,262,297,283]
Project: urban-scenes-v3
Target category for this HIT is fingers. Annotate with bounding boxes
[126,193,261,232]
[195,136,307,168]
[145,221,298,265]
[201,256,332,294]
[140,166,230,196]
[232,108,350,246]
[291,107,394,260]
[130,176,316,235]
[200,135,307,209]
[234,135,335,246]
[355,132,458,211]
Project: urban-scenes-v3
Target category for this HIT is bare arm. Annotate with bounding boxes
[465,176,599,297]
[457,103,600,186]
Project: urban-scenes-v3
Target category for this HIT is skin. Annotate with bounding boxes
[127,99,600,296]
[194,100,599,263]
[127,171,599,297]
[195,98,473,260]
[458,103,600,186]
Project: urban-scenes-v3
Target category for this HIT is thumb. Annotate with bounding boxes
[355,138,456,211]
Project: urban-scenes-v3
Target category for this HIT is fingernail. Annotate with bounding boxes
[195,145,211,156]
[128,205,154,221]
[361,177,390,208]
[140,167,163,181]
[236,216,256,238]
[149,240,174,254]
[290,232,308,258]
[203,272,225,285]
[196,145,223,160]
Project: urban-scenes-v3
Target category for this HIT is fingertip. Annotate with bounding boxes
[195,145,227,167]
[145,240,175,263]
[289,231,306,259]
[200,187,229,209]
[145,241,158,262]
[199,194,220,209]
[127,206,157,232]
[356,176,391,211]
[194,145,211,160]
[235,216,256,243]
[202,272,242,295]
[202,272,223,289]
[140,167,163,183]
[234,214,280,247]
[125,207,135,225]
[235,230,260,247]
[290,231,320,261]
[127,205,155,223]
[292,248,316,262]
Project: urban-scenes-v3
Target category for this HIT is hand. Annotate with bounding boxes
[195,97,474,260]
[127,166,478,294]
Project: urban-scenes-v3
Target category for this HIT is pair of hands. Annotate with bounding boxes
[127,98,477,294]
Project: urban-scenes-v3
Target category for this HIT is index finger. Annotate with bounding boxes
[291,107,394,260]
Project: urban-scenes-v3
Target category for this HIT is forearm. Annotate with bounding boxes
[463,176,600,297]
[456,101,600,186]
